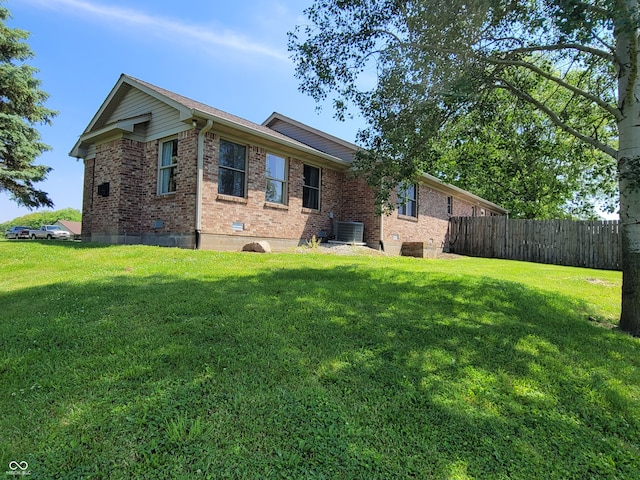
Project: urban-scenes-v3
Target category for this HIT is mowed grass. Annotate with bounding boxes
[0,240,637,479]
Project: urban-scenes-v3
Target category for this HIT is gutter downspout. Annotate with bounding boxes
[195,119,214,249]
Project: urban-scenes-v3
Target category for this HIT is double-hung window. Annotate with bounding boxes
[398,183,417,217]
[303,164,320,210]
[158,138,178,194]
[218,139,247,197]
[265,153,287,204]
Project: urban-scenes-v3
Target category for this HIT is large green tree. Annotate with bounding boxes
[0,2,55,208]
[289,0,640,335]
[433,72,617,219]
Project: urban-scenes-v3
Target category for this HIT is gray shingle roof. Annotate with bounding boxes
[125,75,344,159]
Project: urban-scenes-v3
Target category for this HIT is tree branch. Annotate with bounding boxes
[508,43,615,62]
[487,56,623,121]
[583,3,610,17]
[370,38,620,121]
[495,80,618,159]
[592,33,615,53]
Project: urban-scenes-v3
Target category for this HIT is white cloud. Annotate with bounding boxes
[25,0,290,62]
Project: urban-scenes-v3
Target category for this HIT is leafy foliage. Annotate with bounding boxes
[288,0,623,213]
[0,207,81,231]
[433,71,618,219]
[0,2,56,208]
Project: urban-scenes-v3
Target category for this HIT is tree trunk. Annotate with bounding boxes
[617,0,640,336]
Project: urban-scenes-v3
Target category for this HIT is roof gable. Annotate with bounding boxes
[70,75,350,166]
[55,220,82,235]
[82,75,192,136]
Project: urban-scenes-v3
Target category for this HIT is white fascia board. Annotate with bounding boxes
[69,113,151,158]
[81,74,129,135]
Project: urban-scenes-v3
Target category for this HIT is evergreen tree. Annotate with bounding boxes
[0,2,56,208]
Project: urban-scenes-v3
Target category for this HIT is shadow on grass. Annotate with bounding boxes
[1,265,638,479]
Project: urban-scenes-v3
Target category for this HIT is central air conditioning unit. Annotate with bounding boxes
[335,221,364,243]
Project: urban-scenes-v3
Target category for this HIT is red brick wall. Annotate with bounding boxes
[383,184,478,250]
[83,132,197,240]
[81,129,501,251]
[119,139,144,233]
[200,133,342,243]
[341,175,380,245]
[89,139,128,235]
[139,130,197,235]
[81,158,94,240]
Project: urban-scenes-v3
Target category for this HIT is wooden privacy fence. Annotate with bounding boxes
[447,217,621,270]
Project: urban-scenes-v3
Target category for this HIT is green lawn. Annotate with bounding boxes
[0,240,637,479]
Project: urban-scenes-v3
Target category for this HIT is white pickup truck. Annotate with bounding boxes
[30,225,71,240]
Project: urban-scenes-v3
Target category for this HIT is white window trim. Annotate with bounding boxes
[265,152,288,205]
[158,137,178,195]
[398,183,417,217]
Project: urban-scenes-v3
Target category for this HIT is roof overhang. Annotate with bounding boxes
[421,172,509,214]
[67,73,507,214]
[69,113,151,158]
[191,108,352,169]
[263,112,361,151]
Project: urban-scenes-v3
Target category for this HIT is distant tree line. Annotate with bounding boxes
[0,208,81,232]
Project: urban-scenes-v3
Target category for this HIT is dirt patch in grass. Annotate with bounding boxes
[587,315,618,329]
[585,278,618,287]
[292,244,463,258]
[293,244,388,256]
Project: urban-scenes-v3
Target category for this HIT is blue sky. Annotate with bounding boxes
[1,0,363,222]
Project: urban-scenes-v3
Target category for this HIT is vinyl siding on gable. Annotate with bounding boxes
[107,88,190,142]
[267,118,356,163]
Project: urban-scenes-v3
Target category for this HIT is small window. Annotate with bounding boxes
[266,153,287,204]
[218,139,247,197]
[447,196,453,215]
[303,164,320,210]
[398,183,417,217]
[159,138,178,194]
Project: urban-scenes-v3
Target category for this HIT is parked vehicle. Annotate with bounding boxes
[4,226,31,239]
[30,225,71,240]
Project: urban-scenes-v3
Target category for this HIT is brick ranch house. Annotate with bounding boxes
[70,74,506,255]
